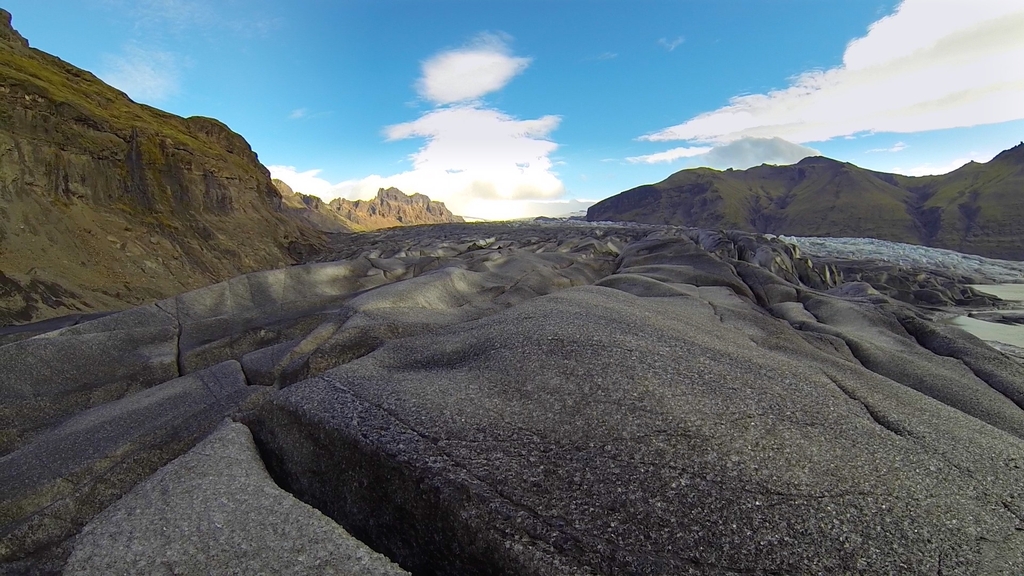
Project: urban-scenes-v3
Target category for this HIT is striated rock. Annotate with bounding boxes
[246,284,1024,574]
[0,304,179,455]
[0,15,323,326]
[65,421,406,575]
[4,221,1024,574]
[0,361,257,572]
[588,144,1024,260]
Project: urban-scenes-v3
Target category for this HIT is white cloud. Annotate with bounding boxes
[627,146,713,164]
[699,137,820,168]
[658,36,685,51]
[866,141,908,153]
[288,108,308,120]
[267,166,359,200]
[271,33,571,220]
[99,44,180,103]
[641,0,1024,145]
[384,106,561,189]
[892,150,995,176]
[269,162,582,221]
[628,137,818,169]
[269,106,567,219]
[417,33,530,105]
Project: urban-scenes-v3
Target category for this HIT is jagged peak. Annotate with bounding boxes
[990,141,1024,165]
[0,9,30,48]
[376,187,411,201]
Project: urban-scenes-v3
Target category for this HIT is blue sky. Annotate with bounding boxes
[5,1,1024,219]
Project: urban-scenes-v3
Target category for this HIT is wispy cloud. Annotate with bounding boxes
[657,36,685,51]
[629,137,819,169]
[892,150,994,176]
[99,44,180,103]
[288,108,308,120]
[641,0,1024,145]
[866,141,908,153]
[627,146,712,164]
[105,0,279,37]
[135,0,213,29]
[417,32,531,105]
[596,52,618,60]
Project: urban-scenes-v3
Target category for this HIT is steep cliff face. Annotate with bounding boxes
[272,181,463,232]
[588,147,1024,260]
[329,187,464,230]
[273,179,353,233]
[0,10,324,325]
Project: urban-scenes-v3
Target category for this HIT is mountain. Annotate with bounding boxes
[587,145,1024,260]
[0,10,324,326]
[274,180,464,232]
[274,179,353,233]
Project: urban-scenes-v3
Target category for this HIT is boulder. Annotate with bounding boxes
[64,421,406,575]
[245,286,1024,575]
[0,304,179,455]
[0,361,257,571]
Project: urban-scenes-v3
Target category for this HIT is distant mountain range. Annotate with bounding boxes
[274,181,463,233]
[588,144,1024,260]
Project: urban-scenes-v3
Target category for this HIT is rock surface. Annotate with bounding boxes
[64,421,406,575]
[0,13,323,326]
[2,221,1024,574]
[587,145,1024,260]
[0,361,257,572]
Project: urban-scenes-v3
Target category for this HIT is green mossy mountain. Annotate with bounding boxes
[0,10,324,326]
[588,146,1024,260]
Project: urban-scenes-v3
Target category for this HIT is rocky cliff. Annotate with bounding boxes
[274,180,464,232]
[588,145,1024,260]
[330,186,464,230]
[274,179,353,233]
[0,10,324,326]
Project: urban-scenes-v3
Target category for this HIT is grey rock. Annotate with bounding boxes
[0,304,179,455]
[799,292,1024,439]
[0,361,256,570]
[245,286,1024,575]
[6,221,1024,574]
[64,421,406,576]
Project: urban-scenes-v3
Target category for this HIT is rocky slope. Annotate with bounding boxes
[274,179,353,233]
[0,10,323,326]
[3,221,1024,574]
[588,144,1024,260]
[274,180,464,232]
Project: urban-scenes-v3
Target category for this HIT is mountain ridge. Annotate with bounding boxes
[588,146,1024,260]
[273,181,464,232]
[0,11,324,325]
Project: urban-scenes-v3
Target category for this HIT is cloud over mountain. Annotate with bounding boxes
[628,137,819,170]
[640,0,1024,146]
